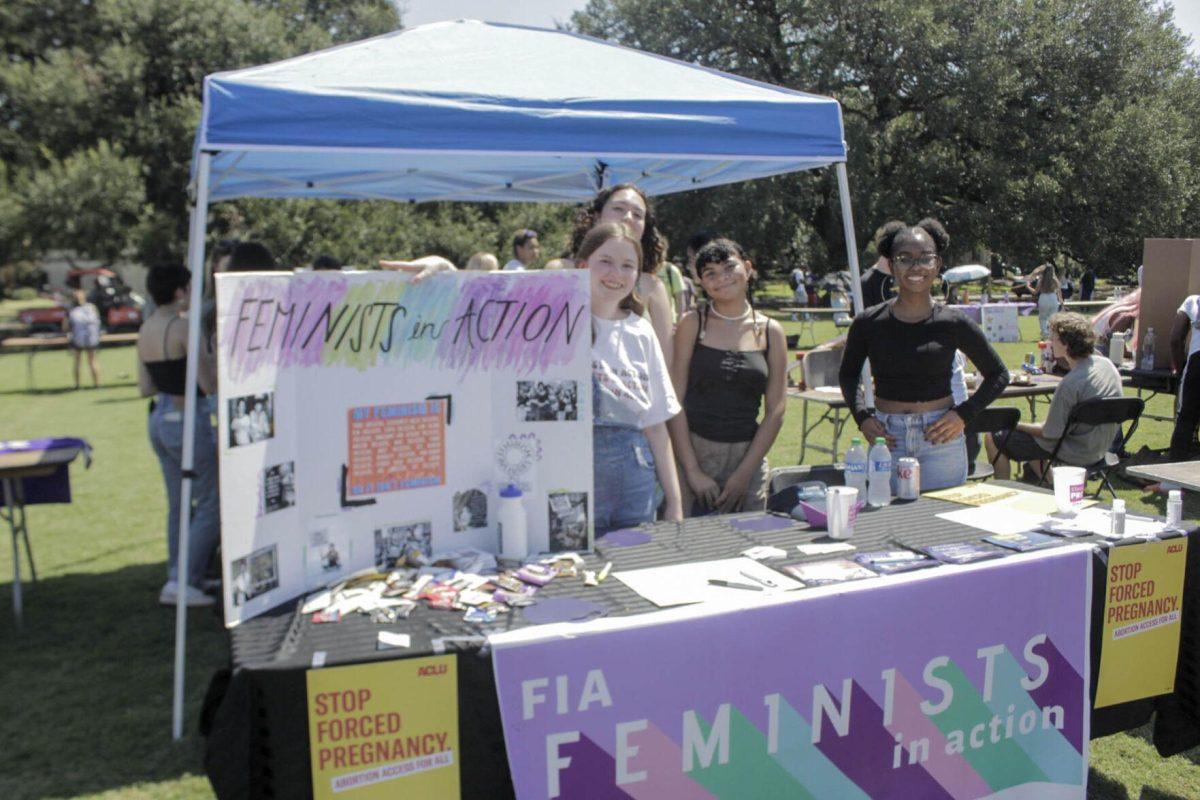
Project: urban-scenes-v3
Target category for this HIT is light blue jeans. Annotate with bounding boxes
[1037,293,1060,337]
[593,425,658,535]
[876,409,968,492]
[149,395,220,588]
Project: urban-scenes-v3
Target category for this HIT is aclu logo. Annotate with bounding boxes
[1167,543,1184,553]
[418,664,447,677]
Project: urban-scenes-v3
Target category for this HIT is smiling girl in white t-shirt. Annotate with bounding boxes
[577,223,683,532]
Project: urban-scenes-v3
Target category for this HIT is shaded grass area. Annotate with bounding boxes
[0,309,1195,798]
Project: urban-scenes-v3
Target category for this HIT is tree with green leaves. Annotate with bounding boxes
[573,0,1200,278]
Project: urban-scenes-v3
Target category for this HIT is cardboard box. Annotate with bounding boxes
[1138,239,1200,368]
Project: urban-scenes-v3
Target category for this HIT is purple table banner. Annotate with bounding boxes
[490,546,1091,800]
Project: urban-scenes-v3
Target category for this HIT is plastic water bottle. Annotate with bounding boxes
[867,437,893,508]
[1108,331,1126,365]
[497,484,528,559]
[1141,327,1156,370]
[843,438,868,494]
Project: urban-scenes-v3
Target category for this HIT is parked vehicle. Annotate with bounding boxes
[17,268,144,334]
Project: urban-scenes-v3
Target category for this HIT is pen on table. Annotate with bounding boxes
[739,570,776,588]
[708,579,762,591]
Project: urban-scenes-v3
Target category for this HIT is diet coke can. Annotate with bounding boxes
[896,457,920,500]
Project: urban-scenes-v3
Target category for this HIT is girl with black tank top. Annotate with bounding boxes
[667,240,788,514]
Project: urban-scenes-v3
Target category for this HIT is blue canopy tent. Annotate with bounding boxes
[174,19,863,737]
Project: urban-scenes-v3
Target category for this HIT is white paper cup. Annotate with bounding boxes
[1052,466,1087,514]
[827,486,859,539]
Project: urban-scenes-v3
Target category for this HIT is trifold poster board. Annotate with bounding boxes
[216,270,593,626]
[491,546,1092,800]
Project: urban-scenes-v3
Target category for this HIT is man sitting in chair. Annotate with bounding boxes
[985,312,1123,480]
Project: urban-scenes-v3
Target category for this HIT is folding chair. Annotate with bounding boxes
[965,406,1021,481]
[796,348,849,463]
[1036,397,1144,499]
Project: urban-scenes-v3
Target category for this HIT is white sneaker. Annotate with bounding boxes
[159,580,215,607]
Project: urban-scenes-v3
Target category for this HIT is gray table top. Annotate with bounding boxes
[1126,461,1200,492]
[231,482,1170,673]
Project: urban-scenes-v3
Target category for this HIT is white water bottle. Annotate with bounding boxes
[1141,327,1156,370]
[844,438,868,494]
[1166,490,1183,530]
[1107,331,1126,364]
[497,484,528,559]
[867,437,893,508]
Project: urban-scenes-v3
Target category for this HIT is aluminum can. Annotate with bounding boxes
[896,457,920,500]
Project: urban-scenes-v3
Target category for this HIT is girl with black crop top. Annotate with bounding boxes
[667,239,788,514]
[138,265,221,608]
[839,219,1009,492]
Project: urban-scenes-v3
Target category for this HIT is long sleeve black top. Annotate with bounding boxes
[838,302,1010,426]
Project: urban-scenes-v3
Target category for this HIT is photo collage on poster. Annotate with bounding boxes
[215,270,594,626]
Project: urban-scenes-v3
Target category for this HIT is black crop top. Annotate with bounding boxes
[142,317,202,396]
[684,307,770,442]
[838,302,1008,426]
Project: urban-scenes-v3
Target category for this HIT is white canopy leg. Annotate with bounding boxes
[173,151,212,740]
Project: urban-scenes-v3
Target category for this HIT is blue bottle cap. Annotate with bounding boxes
[500,484,522,498]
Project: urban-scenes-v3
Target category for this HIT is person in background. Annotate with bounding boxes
[839,218,1009,492]
[138,265,219,607]
[227,241,277,272]
[685,230,718,279]
[860,220,904,308]
[1080,267,1096,301]
[312,254,341,270]
[466,252,499,271]
[661,257,688,322]
[559,185,675,362]
[580,222,682,532]
[986,312,1123,480]
[1169,294,1200,460]
[789,264,808,319]
[668,239,787,514]
[64,288,102,389]
[1030,263,1063,337]
[503,229,540,271]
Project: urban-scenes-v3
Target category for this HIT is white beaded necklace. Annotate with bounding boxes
[700,302,763,341]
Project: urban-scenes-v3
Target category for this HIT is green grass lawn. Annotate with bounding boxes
[0,310,1196,799]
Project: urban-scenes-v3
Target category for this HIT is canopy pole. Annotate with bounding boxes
[834,161,874,413]
[173,151,212,741]
[835,162,863,314]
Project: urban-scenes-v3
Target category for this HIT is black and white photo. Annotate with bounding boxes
[261,461,296,514]
[230,545,279,606]
[452,489,488,532]
[547,491,589,552]
[228,392,275,447]
[516,380,578,421]
[374,521,432,569]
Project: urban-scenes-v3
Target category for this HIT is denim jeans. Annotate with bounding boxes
[876,409,968,492]
[1037,293,1060,337]
[593,425,658,535]
[149,395,220,587]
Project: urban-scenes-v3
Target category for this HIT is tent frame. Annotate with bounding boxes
[172,150,863,744]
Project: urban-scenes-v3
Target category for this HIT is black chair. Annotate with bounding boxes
[766,465,845,513]
[965,406,1021,481]
[1036,397,1145,499]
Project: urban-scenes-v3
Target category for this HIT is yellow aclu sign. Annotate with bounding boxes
[307,655,459,798]
[1095,538,1188,708]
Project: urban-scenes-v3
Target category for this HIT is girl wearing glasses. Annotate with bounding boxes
[838,218,1009,491]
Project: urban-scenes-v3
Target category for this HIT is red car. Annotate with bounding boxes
[19,268,144,334]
